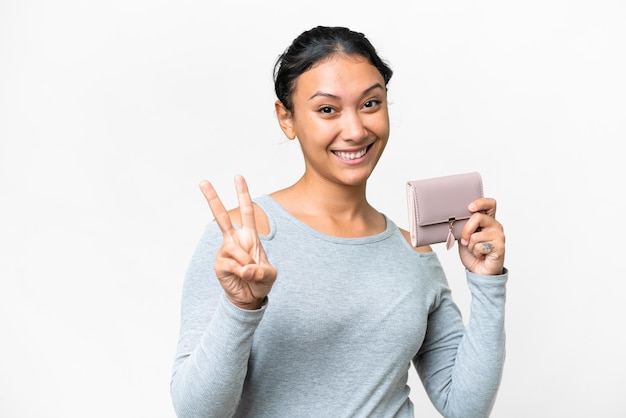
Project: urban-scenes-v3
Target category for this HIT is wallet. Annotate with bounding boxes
[406,171,483,250]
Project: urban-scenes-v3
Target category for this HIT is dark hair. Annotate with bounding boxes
[273,26,393,113]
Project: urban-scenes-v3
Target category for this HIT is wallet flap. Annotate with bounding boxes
[407,172,483,226]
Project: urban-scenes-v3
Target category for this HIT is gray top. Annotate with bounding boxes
[171,195,508,418]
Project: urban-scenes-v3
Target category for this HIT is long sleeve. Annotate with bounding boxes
[170,224,266,418]
[415,269,508,418]
[171,195,508,417]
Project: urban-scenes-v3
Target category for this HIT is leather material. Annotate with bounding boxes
[407,172,483,249]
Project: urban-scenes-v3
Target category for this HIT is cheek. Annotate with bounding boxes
[294,114,314,134]
[295,115,334,139]
[370,114,390,139]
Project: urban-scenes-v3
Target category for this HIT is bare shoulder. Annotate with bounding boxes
[399,228,432,253]
[227,204,270,235]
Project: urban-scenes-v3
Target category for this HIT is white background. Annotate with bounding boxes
[1,1,625,417]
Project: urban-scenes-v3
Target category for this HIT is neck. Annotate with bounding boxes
[271,175,385,237]
[285,175,368,213]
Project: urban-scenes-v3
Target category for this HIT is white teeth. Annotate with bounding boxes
[334,148,367,160]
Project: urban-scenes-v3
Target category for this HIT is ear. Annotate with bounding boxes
[274,100,296,140]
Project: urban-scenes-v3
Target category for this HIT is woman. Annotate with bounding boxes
[171,26,507,418]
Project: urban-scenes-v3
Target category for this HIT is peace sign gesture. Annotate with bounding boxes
[199,175,277,310]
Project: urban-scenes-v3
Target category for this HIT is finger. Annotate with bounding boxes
[461,214,485,245]
[471,240,505,268]
[469,241,492,259]
[219,241,258,267]
[461,213,504,245]
[199,180,235,236]
[214,244,259,279]
[469,197,497,217]
[234,175,257,231]
[465,226,504,253]
[478,241,495,255]
[242,263,278,283]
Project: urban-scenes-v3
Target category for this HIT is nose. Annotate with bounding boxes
[340,110,367,142]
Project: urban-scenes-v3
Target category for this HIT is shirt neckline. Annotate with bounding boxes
[255,194,395,245]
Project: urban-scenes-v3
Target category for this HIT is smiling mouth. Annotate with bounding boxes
[332,144,372,160]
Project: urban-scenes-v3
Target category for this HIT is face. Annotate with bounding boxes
[275,54,390,188]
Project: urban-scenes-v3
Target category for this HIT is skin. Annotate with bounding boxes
[200,54,505,310]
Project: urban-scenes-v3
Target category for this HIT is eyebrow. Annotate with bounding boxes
[308,82,385,101]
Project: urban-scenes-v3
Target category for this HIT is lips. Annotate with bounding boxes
[332,144,372,160]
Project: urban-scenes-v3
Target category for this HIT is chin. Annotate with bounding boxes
[341,171,374,187]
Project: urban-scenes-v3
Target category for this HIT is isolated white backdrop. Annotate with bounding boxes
[1,1,625,417]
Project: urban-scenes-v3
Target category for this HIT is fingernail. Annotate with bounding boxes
[468,203,477,212]
[461,238,468,246]
[244,267,255,280]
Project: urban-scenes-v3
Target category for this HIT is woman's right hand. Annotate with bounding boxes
[199,175,277,310]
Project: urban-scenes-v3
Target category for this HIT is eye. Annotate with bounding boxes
[317,106,335,114]
[363,99,382,109]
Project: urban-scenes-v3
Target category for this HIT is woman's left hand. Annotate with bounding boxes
[458,197,505,276]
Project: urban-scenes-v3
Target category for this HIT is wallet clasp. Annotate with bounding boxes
[446,218,456,250]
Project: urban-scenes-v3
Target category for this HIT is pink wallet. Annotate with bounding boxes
[406,172,483,249]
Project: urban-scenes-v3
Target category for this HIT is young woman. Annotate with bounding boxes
[171,26,508,418]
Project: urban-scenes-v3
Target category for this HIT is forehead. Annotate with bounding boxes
[294,54,384,96]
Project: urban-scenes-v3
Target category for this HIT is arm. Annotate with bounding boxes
[170,224,267,418]
[171,176,276,417]
[415,269,508,418]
